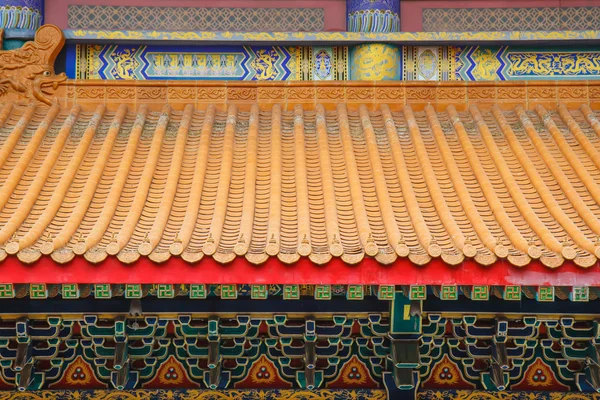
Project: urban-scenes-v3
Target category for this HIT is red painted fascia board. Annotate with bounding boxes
[0,256,598,286]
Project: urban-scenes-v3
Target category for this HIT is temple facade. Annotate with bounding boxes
[1,1,600,399]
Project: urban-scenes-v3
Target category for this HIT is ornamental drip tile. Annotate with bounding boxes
[0,100,600,269]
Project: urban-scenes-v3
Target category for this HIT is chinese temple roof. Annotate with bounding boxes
[3,85,600,274]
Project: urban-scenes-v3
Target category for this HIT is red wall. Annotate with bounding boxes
[45,0,347,31]
[401,0,600,31]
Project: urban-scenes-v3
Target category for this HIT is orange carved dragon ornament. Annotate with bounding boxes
[0,24,66,105]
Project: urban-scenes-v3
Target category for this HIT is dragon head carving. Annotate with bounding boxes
[0,25,67,105]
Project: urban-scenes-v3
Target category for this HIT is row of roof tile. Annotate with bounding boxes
[0,101,599,268]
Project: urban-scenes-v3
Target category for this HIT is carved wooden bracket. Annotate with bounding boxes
[0,25,66,105]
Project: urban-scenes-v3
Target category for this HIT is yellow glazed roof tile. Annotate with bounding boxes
[1,101,600,268]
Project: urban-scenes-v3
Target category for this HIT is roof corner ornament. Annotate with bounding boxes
[0,25,67,105]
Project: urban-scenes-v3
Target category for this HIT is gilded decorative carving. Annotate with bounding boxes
[107,87,135,100]
[198,88,226,100]
[288,87,315,100]
[137,87,167,100]
[375,87,404,100]
[0,24,66,105]
[228,88,257,101]
[0,389,387,400]
[467,87,495,100]
[528,87,556,99]
[168,87,196,100]
[407,87,436,100]
[497,87,526,100]
[258,87,286,100]
[436,87,466,100]
[347,87,375,100]
[419,391,600,400]
[316,87,345,100]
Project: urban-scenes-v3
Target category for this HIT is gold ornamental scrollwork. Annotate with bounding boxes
[0,389,388,400]
[0,25,67,105]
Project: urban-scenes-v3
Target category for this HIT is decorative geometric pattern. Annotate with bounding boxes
[284,285,300,300]
[537,287,555,302]
[471,286,489,301]
[219,285,237,300]
[29,283,46,299]
[315,285,332,300]
[94,284,111,300]
[570,286,589,302]
[0,284,14,299]
[377,285,394,300]
[503,286,521,301]
[441,286,458,301]
[423,7,600,32]
[64,29,600,42]
[0,283,583,301]
[157,284,175,299]
[190,285,207,299]
[347,285,364,300]
[71,44,347,81]
[251,285,268,300]
[67,6,325,32]
[62,284,79,300]
[125,284,142,299]
[410,286,427,301]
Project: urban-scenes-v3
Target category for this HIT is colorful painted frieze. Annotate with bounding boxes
[70,44,348,81]
[454,46,600,80]
[70,43,600,81]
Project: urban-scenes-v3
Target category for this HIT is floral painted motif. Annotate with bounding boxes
[49,356,105,389]
[421,355,475,390]
[144,356,198,389]
[235,355,292,389]
[328,356,378,389]
[512,358,570,391]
